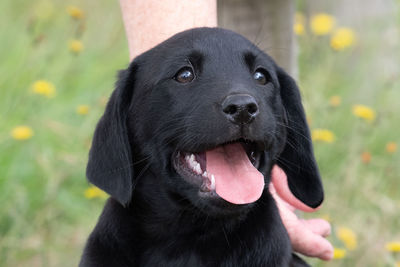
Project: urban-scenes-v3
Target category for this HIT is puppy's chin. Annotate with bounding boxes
[195,192,257,218]
[169,183,256,218]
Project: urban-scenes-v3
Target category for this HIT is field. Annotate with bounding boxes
[0,1,399,266]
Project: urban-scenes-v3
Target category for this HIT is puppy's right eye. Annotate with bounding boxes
[174,67,194,83]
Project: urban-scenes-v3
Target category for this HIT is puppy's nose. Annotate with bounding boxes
[222,94,259,125]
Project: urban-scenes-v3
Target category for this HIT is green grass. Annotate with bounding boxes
[0,1,399,266]
[298,11,400,266]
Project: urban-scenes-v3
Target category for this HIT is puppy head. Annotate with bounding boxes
[86,28,323,211]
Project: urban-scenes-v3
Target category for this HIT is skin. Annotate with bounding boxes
[119,0,217,60]
[271,166,333,260]
[119,0,333,261]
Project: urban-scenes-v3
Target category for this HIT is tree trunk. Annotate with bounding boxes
[218,0,296,76]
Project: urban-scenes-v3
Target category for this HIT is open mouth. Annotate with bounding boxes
[173,139,265,205]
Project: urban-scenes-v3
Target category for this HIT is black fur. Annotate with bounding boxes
[80,28,322,267]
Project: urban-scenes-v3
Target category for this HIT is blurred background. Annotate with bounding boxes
[0,0,399,266]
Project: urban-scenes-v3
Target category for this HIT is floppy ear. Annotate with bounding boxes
[276,68,324,208]
[86,65,136,206]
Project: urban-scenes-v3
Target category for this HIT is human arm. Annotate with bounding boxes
[119,0,217,60]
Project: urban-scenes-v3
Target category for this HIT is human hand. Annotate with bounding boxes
[270,165,334,260]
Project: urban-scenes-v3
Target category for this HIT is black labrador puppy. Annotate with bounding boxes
[80,28,323,267]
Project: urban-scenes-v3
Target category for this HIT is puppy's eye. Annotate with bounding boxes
[253,69,271,85]
[174,67,194,83]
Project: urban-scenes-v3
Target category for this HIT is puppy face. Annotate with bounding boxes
[86,28,323,215]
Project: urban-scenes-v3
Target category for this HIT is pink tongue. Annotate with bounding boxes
[206,143,264,204]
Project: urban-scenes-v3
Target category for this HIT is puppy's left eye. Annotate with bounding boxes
[174,67,195,83]
[253,69,271,85]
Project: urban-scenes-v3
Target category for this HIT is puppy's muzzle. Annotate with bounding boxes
[222,94,259,125]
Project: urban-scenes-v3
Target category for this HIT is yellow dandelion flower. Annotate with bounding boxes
[352,104,376,122]
[67,6,84,19]
[69,40,84,54]
[331,27,356,51]
[294,23,305,36]
[361,151,371,164]
[386,142,397,154]
[386,241,400,252]
[294,12,305,35]
[337,227,357,250]
[311,129,335,143]
[332,248,346,259]
[11,126,34,140]
[76,105,90,115]
[310,13,335,35]
[84,186,108,199]
[31,80,56,98]
[329,95,341,107]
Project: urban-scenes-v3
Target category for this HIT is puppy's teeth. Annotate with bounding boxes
[210,174,215,190]
[188,154,198,166]
[189,158,196,168]
[185,155,190,161]
[202,171,208,177]
[196,163,202,174]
